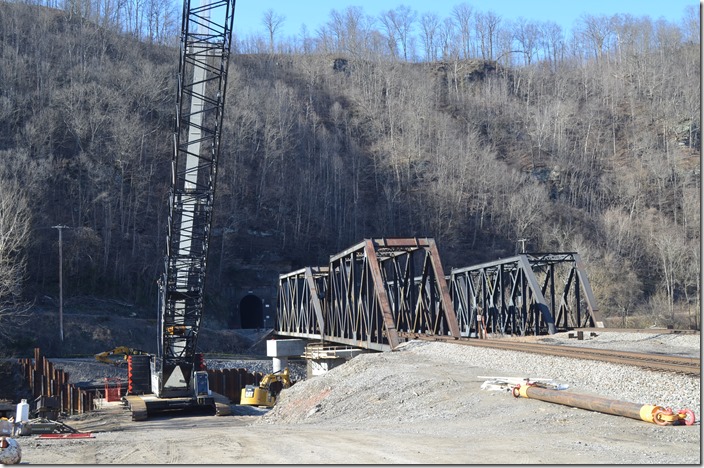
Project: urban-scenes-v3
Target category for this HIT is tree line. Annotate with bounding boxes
[0,0,699,333]
[246,4,699,67]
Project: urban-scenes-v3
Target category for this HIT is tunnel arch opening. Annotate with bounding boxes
[239,294,263,329]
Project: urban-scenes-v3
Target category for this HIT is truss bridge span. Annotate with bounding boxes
[274,239,604,351]
[276,238,459,351]
[450,252,603,338]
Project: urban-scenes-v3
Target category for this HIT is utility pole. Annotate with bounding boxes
[517,238,528,254]
[52,225,69,342]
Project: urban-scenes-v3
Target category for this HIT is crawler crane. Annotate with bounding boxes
[124,0,236,420]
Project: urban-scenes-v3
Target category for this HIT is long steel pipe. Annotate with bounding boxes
[513,385,695,426]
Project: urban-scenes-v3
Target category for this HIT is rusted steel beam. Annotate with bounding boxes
[425,238,460,338]
[363,239,401,349]
[34,373,42,395]
[572,253,604,327]
[304,267,327,342]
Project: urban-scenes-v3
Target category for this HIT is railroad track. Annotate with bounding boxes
[404,334,700,376]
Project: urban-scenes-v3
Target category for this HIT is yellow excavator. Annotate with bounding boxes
[94,346,150,365]
[240,368,292,407]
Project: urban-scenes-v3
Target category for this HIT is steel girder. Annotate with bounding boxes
[158,0,235,397]
[275,238,460,351]
[450,253,603,337]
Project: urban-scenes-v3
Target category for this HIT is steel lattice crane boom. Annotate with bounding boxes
[153,0,236,399]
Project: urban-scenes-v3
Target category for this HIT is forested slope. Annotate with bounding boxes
[0,1,699,335]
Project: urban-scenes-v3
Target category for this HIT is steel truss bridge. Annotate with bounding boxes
[275,238,603,351]
[450,253,603,338]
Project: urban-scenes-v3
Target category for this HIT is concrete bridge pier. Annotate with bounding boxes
[302,344,364,378]
[272,357,287,373]
[267,339,306,373]
[267,339,366,378]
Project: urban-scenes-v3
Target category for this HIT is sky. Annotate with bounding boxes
[231,0,698,40]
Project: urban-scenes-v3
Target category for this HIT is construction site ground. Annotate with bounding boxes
[16,332,702,465]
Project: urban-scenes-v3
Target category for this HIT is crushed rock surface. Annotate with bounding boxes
[264,334,700,426]
[258,333,700,464]
[534,330,700,357]
[17,331,703,464]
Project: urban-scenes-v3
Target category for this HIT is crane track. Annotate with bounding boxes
[406,335,700,376]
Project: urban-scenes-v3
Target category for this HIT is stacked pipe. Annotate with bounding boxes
[512,384,696,426]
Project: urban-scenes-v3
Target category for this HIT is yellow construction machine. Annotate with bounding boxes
[94,346,150,365]
[240,368,292,407]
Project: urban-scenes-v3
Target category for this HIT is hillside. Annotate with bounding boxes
[4,296,264,358]
[0,2,699,356]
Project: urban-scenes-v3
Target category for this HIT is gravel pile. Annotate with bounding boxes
[261,333,700,427]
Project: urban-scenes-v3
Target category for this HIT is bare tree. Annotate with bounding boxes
[0,180,32,340]
[576,14,616,62]
[438,17,458,60]
[419,12,440,61]
[588,253,642,327]
[513,17,541,65]
[504,180,549,241]
[124,0,146,38]
[380,5,416,61]
[378,8,403,59]
[451,3,473,58]
[474,10,501,60]
[262,8,285,53]
[145,0,178,44]
[540,21,565,68]
[342,6,366,56]
[681,4,700,44]
[324,6,372,57]
[326,8,347,53]
[650,218,688,322]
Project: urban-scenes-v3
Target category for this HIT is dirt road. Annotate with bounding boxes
[15,338,701,464]
[17,391,700,464]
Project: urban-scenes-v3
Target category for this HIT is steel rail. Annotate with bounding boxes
[401,334,700,376]
[575,327,698,335]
